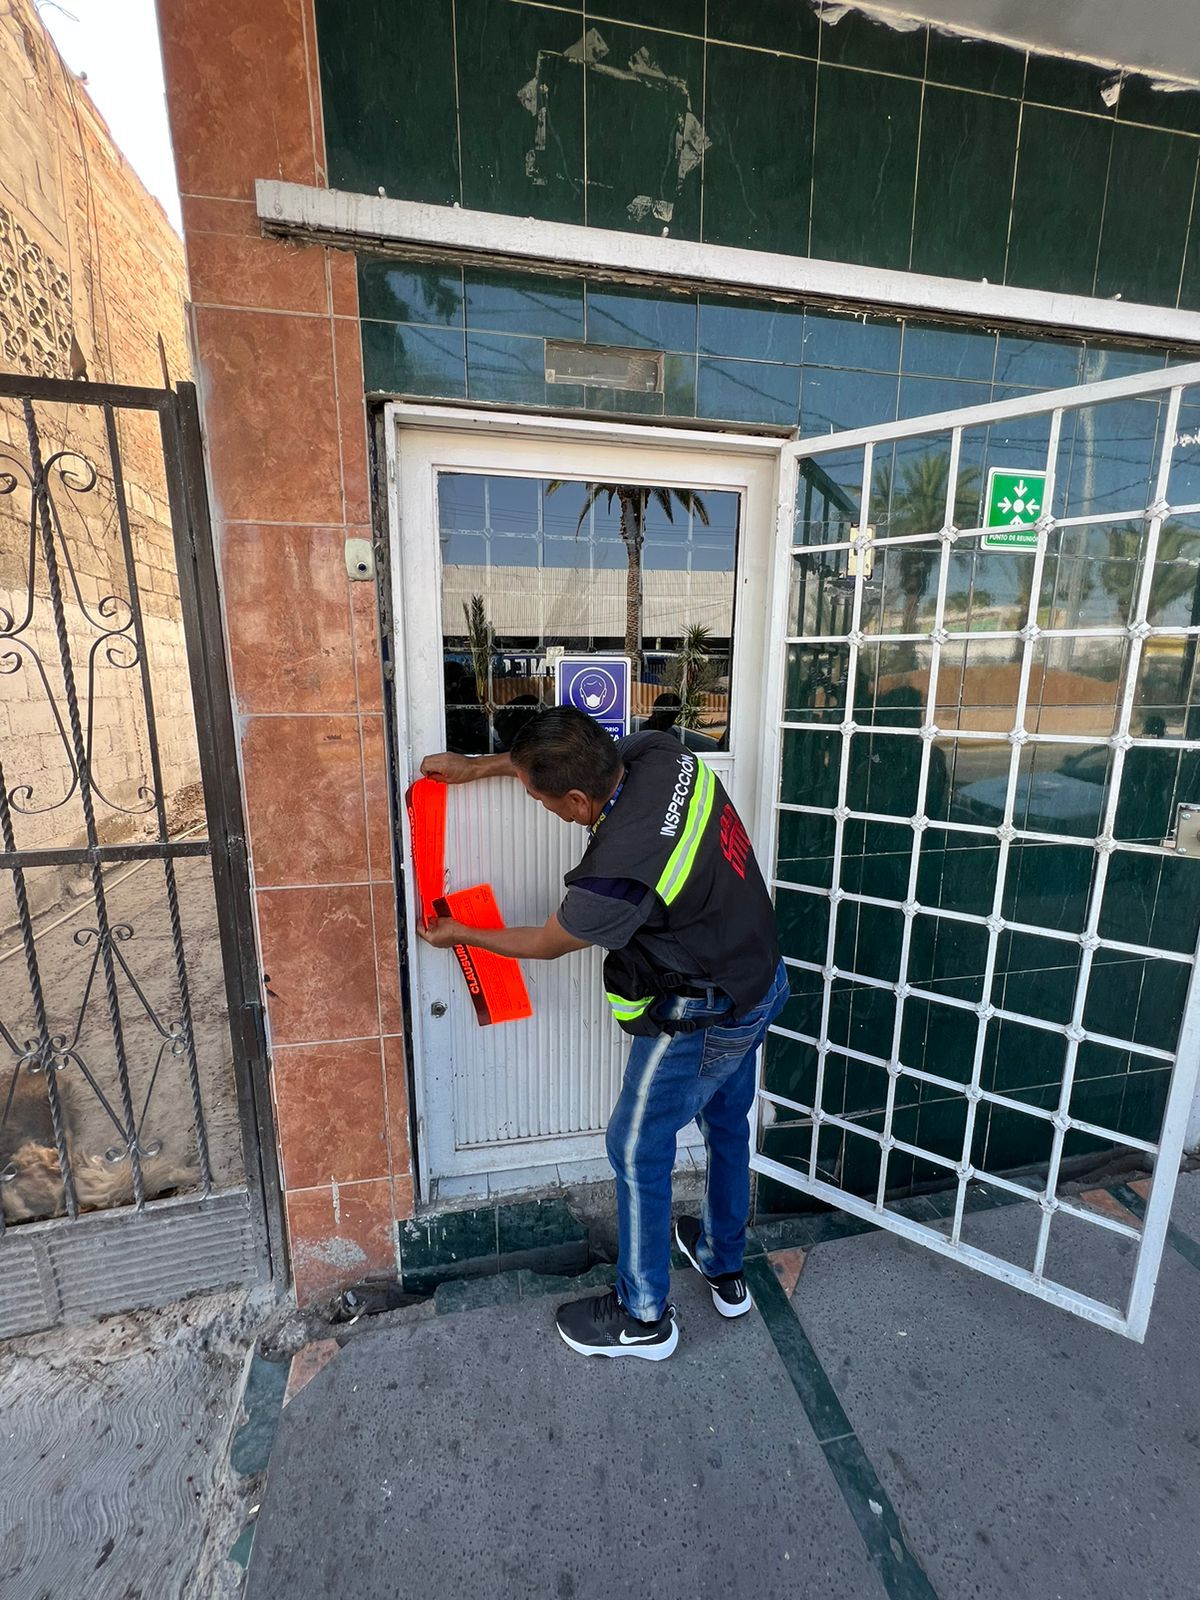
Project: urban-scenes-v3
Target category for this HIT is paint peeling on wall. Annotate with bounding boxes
[518,27,710,229]
[826,0,1200,96]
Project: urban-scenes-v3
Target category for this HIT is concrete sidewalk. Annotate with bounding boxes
[244,1177,1200,1600]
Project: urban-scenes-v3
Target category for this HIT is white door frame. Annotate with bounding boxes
[753,358,1200,1340]
[385,405,782,1197]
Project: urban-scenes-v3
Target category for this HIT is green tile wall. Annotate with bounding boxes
[358,257,1193,431]
[315,0,1200,308]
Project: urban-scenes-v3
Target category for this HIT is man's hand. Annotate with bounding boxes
[418,915,469,950]
[420,752,476,784]
[418,912,589,962]
[420,751,516,784]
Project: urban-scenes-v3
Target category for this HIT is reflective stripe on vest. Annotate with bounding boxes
[606,991,654,1023]
[655,759,716,906]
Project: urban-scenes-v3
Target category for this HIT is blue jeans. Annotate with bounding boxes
[604,960,789,1322]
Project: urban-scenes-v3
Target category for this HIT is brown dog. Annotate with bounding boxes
[1,1068,177,1223]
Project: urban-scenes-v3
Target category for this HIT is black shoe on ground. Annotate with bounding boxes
[555,1289,678,1360]
[674,1216,753,1319]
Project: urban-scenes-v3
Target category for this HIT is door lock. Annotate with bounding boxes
[1162,803,1200,856]
[430,1000,448,1018]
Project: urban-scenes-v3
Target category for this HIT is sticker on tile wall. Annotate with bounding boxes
[982,468,1046,550]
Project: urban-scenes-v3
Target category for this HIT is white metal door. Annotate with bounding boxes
[389,413,779,1193]
[754,359,1200,1339]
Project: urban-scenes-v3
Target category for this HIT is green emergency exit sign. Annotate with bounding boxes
[982,468,1046,550]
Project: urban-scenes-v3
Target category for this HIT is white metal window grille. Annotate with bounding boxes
[754,360,1200,1340]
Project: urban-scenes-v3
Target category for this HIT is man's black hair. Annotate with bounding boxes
[509,706,621,799]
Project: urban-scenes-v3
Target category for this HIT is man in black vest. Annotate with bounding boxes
[420,707,786,1361]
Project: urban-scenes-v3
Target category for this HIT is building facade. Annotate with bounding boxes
[156,0,1200,1304]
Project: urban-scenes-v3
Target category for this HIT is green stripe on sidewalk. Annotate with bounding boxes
[745,1258,939,1600]
[1111,1183,1200,1275]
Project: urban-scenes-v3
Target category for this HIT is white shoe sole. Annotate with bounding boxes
[556,1319,679,1360]
[674,1224,754,1319]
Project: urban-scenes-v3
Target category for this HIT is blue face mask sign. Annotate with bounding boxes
[555,656,631,740]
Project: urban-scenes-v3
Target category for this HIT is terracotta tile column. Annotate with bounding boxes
[158,0,413,1304]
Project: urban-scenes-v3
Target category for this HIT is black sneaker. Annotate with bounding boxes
[674,1216,752,1319]
[555,1289,678,1361]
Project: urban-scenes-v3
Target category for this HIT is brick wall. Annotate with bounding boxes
[0,0,197,913]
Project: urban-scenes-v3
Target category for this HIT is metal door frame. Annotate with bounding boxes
[385,405,781,1197]
[0,374,283,1335]
[753,359,1200,1340]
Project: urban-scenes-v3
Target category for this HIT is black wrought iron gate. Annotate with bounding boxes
[0,374,281,1337]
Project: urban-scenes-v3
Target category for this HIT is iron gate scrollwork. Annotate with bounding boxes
[0,374,280,1335]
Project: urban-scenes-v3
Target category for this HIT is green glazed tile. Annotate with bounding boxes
[696,356,800,425]
[1024,53,1117,116]
[702,47,815,255]
[456,0,585,222]
[398,1205,498,1284]
[845,730,921,817]
[1101,851,1200,955]
[1116,1069,1171,1143]
[983,1016,1066,1097]
[467,331,573,407]
[993,332,1084,388]
[834,902,904,984]
[1117,76,1200,136]
[584,21,704,238]
[357,260,463,325]
[662,351,697,415]
[780,728,840,805]
[971,1098,1055,1174]
[776,888,829,966]
[496,1197,587,1256]
[707,0,819,56]
[925,31,1025,97]
[1114,746,1200,841]
[811,66,920,270]
[589,0,705,32]
[228,1523,255,1570]
[464,269,584,338]
[1094,954,1191,1054]
[699,295,805,362]
[901,321,996,381]
[803,310,903,373]
[818,11,926,76]
[826,980,894,1057]
[1002,842,1094,935]
[912,87,1019,282]
[1095,124,1197,306]
[915,836,999,918]
[1005,107,1112,296]
[799,367,899,434]
[361,321,466,396]
[315,0,459,203]
[230,1353,289,1477]
[901,1000,978,1083]
[586,284,697,350]
[995,930,1081,1026]
[774,976,825,1042]
[775,806,836,887]
[582,386,665,415]
[763,1030,820,1105]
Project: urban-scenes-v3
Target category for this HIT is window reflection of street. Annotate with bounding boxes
[437,473,741,755]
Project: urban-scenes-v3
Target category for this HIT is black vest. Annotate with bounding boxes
[565,735,779,1034]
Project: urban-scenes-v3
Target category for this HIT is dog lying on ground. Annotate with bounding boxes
[1,1068,184,1223]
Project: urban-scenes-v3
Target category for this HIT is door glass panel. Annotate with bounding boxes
[438,473,741,755]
